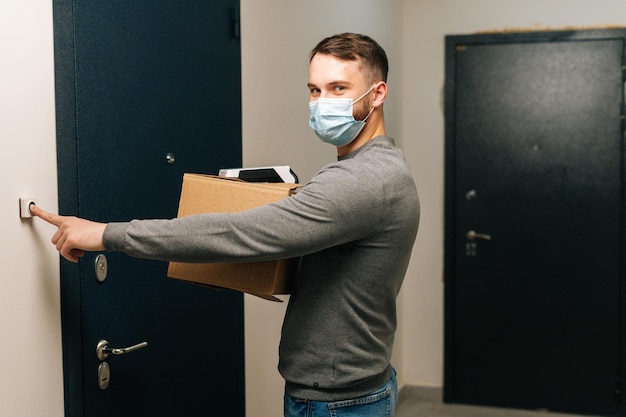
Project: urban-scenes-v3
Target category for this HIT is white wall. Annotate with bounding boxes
[3,1,626,417]
[1,1,63,416]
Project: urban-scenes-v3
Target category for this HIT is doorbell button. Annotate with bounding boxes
[19,197,38,219]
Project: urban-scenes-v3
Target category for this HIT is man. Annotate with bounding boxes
[32,33,419,417]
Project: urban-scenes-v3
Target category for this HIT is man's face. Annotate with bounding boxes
[308,53,372,120]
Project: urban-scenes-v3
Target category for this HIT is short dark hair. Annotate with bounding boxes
[309,33,389,83]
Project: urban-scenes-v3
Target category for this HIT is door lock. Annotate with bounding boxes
[96,339,148,361]
[94,254,108,282]
[98,362,111,390]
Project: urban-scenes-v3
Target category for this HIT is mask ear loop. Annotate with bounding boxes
[353,84,377,105]
[360,105,375,123]
[353,84,377,122]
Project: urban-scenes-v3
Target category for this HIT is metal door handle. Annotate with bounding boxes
[466,230,492,241]
[97,339,148,361]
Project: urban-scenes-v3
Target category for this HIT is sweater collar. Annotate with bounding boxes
[338,136,394,161]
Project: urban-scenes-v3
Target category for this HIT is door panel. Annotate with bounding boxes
[53,1,244,416]
[444,31,625,415]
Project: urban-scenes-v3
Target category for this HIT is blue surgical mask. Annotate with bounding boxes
[309,85,376,147]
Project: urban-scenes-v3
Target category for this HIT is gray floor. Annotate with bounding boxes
[396,386,601,417]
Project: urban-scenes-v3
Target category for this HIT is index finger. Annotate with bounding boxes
[29,204,64,227]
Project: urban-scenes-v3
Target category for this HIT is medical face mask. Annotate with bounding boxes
[309,85,376,147]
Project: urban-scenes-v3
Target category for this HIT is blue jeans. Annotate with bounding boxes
[284,371,398,417]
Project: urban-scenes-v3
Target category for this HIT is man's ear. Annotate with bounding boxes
[372,81,387,107]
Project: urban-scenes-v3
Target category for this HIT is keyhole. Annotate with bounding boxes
[94,254,108,282]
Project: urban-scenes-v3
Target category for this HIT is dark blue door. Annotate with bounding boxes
[444,30,625,415]
[53,1,244,416]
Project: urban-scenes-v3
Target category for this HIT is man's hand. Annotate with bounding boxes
[30,205,107,263]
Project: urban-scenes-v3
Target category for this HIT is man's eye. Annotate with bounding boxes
[335,86,345,92]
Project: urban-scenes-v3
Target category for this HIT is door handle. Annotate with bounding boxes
[96,339,148,361]
[466,230,492,241]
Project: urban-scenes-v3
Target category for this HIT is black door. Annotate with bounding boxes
[444,30,625,415]
[53,1,244,416]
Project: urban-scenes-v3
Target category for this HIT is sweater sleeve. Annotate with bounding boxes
[102,163,385,263]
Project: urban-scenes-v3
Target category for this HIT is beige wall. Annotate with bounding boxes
[3,0,626,416]
[1,1,63,416]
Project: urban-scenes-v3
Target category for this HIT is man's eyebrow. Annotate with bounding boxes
[329,80,352,87]
[307,80,354,88]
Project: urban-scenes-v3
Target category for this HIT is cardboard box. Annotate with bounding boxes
[167,173,301,301]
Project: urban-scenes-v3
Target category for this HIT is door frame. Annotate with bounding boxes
[443,28,626,414]
[53,0,84,414]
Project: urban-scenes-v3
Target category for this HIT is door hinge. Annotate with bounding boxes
[622,56,626,123]
[230,5,240,39]
[615,376,622,406]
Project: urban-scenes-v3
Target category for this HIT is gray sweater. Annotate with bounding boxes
[104,136,420,401]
